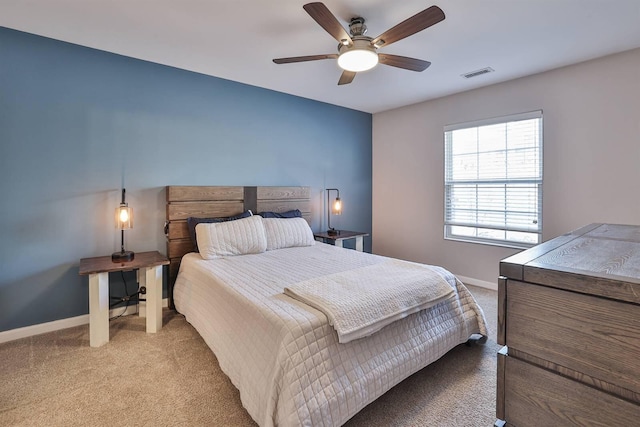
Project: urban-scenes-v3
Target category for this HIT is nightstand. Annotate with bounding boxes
[79,251,169,347]
[313,230,369,252]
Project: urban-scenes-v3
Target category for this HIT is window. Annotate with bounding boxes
[444,111,543,248]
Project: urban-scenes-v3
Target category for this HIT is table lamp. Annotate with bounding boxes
[112,188,135,262]
[326,188,342,236]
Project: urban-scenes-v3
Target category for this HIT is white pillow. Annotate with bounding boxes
[196,215,267,259]
[262,217,315,251]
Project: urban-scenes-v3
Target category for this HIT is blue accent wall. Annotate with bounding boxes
[0,27,372,332]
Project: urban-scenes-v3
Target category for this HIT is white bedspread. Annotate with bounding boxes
[284,259,455,343]
[174,244,487,427]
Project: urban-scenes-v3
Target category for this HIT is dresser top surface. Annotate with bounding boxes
[534,225,640,278]
[501,224,640,302]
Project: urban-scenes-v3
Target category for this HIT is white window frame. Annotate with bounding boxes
[444,110,543,249]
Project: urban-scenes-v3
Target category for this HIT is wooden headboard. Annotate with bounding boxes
[165,185,311,307]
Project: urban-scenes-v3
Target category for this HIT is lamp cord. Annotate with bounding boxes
[109,271,137,321]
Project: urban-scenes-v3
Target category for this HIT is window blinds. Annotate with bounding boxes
[444,111,543,248]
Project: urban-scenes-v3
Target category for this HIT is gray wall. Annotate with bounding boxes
[373,48,640,286]
[0,27,372,332]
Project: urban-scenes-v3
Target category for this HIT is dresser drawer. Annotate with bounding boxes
[502,356,640,426]
[505,280,640,396]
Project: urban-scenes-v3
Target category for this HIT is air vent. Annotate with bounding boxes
[461,67,494,79]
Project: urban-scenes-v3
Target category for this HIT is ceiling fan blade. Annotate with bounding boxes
[378,54,431,72]
[338,70,356,85]
[273,54,338,64]
[303,2,353,45]
[371,5,445,48]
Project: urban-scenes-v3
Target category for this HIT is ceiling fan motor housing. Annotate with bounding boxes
[349,17,367,36]
[338,36,375,54]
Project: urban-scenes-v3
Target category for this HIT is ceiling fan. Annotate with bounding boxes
[273,2,445,85]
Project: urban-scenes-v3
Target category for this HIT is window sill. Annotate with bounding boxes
[444,236,536,250]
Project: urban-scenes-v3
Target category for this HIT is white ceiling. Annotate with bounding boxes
[2,0,640,113]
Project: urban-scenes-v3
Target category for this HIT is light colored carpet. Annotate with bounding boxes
[0,285,498,426]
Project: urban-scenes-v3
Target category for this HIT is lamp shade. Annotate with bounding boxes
[332,197,342,215]
[115,205,133,230]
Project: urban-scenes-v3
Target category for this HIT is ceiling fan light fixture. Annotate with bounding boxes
[338,49,378,72]
[337,40,378,72]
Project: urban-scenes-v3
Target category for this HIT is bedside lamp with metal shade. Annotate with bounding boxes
[326,188,342,236]
[112,188,135,263]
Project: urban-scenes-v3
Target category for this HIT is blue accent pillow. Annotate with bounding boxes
[187,210,253,252]
[258,209,302,219]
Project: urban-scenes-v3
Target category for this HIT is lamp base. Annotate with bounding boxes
[112,251,135,263]
[327,228,340,236]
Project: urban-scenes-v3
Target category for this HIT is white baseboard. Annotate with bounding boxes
[454,274,498,291]
[0,298,169,344]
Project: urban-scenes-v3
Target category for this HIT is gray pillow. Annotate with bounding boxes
[257,209,302,219]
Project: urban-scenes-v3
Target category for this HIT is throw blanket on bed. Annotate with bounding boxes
[284,259,455,343]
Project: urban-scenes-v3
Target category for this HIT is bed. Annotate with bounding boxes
[166,186,488,427]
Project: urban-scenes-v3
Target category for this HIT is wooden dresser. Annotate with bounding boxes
[496,223,640,426]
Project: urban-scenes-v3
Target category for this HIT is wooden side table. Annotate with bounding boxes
[313,230,369,252]
[79,251,169,347]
